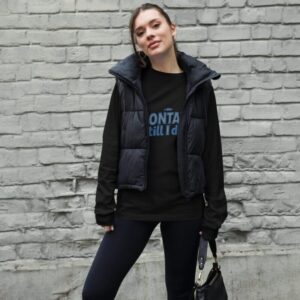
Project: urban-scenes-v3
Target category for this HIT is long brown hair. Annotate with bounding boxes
[129,3,180,68]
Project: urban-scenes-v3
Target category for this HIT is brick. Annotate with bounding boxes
[89,78,114,94]
[77,0,119,11]
[209,25,251,41]
[0,64,18,81]
[32,63,79,79]
[69,80,89,95]
[78,29,122,45]
[27,0,60,13]
[0,149,17,167]
[251,89,273,104]
[48,13,109,29]
[282,104,300,119]
[197,9,218,24]
[176,27,208,41]
[219,8,239,24]
[260,7,283,23]
[220,106,240,121]
[81,63,111,78]
[206,0,226,7]
[0,15,19,28]
[227,0,246,7]
[39,148,77,164]
[23,79,68,95]
[273,121,300,135]
[248,0,287,5]
[17,15,48,29]
[222,137,297,154]
[255,183,299,201]
[241,41,272,56]
[220,122,249,137]
[274,89,299,103]
[216,89,250,105]
[242,105,283,120]
[251,24,272,39]
[79,128,103,144]
[0,30,28,46]
[294,25,300,38]
[209,58,252,73]
[0,116,21,134]
[89,46,111,61]
[272,25,293,39]
[272,40,300,56]
[198,42,219,57]
[111,13,131,28]
[92,111,108,127]
[219,42,240,56]
[285,58,300,71]
[247,231,272,245]
[222,218,254,232]
[112,45,135,60]
[163,0,205,8]
[27,30,77,46]
[61,0,75,12]
[239,74,282,89]
[283,7,300,24]
[240,8,261,23]
[250,122,272,136]
[0,99,16,115]
[20,113,51,131]
[272,229,300,245]
[75,146,94,159]
[70,112,92,128]
[7,0,27,13]
[174,9,197,26]
[50,113,70,130]
[67,47,89,62]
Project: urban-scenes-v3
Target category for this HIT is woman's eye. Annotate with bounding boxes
[153,23,160,28]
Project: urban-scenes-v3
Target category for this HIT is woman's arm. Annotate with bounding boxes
[201,80,228,240]
[94,82,121,226]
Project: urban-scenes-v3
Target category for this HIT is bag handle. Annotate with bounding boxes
[198,236,219,269]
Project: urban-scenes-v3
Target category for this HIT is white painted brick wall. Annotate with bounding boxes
[0,1,300,299]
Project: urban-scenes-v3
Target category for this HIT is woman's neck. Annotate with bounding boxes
[149,49,183,74]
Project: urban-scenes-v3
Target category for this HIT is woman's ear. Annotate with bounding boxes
[170,23,177,38]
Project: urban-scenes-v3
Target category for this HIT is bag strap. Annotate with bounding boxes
[197,236,218,271]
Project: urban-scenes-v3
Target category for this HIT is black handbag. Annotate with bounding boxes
[191,236,228,300]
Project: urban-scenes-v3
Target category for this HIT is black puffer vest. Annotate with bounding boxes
[108,51,221,199]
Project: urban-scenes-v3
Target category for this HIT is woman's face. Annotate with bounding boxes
[133,9,176,58]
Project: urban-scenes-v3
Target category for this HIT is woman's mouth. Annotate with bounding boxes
[148,41,160,49]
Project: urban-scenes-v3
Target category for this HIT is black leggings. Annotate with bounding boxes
[82,217,202,300]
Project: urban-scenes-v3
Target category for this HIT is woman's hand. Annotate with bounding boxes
[102,225,114,232]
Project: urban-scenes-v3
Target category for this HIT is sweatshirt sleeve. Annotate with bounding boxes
[200,80,228,240]
[94,82,121,226]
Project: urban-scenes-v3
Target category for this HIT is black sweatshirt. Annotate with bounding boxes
[94,65,227,240]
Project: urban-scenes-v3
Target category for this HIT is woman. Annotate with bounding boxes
[82,3,228,300]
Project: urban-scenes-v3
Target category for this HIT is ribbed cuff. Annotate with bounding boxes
[95,213,114,226]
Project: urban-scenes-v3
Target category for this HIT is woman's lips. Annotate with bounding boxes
[148,41,160,49]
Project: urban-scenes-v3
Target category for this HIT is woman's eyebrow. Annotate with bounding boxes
[135,18,160,32]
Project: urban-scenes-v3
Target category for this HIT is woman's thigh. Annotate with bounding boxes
[82,217,158,300]
[160,218,202,300]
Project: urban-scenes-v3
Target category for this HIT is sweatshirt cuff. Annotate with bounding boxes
[95,213,114,226]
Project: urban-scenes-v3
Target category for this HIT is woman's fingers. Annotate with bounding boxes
[103,225,114,232]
